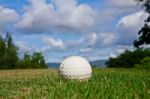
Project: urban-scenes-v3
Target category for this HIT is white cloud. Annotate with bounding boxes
[42,36,65,50]
[116,10,148,45]
[16,41,31,53]
[86,33,97,46]
[67,32,97,48]
[16,41,50,54]
[117,10,148,33]
[110,53,117,58]
[97,32,117,47]
[0,5,19,32]
[107,0,137,8]
[67,38,84,47]
[116,48,125,54]
[15,0,96,33]
[34,46,50,53]
[80,48,92,53]
[68,32,117,49]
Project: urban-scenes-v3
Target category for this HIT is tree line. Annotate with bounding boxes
[106,49,150,68]
[0,33,48,69]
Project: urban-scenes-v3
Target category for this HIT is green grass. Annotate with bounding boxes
[0,68,150,99]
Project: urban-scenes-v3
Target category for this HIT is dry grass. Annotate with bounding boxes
[0,69,57,79]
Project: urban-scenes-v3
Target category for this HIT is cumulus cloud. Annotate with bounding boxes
[67,38,84,47]
[16,35,65,57]
[94,32,117,48]
[14,0,141,35]
[0,5,19,32]
[106,0,137,8]
[68,32,117,50]
[80,48,92,53]
[16,40,62,57]
[117,10,148,33]
[42,36,65,50]
[98,32,117,46]
[67,32,97,48]
[100,0,141,26]
[86,33,97,46]
[15,0,96,34]
[109,53,117,58]
[16,41,31,53]
[116,10,148,45]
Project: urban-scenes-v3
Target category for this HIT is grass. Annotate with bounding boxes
[0,68,149,99]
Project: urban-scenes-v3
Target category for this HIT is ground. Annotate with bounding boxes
[0,68,149,99]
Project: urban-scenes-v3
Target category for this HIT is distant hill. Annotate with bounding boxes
[47,59,108,68]
[90,59,107,67]
[47,63,60,68]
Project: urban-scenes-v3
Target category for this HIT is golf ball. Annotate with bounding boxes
[59,56,92,80]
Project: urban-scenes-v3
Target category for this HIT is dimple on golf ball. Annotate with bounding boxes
[59,56,92,80]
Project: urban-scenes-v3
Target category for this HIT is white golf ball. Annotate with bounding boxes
[59,56,92,80]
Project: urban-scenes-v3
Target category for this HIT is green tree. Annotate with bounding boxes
[16,52,32,69]
[106,49,150,68]
[4,33,18,69]
[31,52,48,69]
[0,33,48,69]
[0,34,6,69]
[16,52,48,69]
[134,0,150,48]
[135,56,150,69]
[23,52,32,68]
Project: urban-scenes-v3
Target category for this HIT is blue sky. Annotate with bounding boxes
[0,0,148,62]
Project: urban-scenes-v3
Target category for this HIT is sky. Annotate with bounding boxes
[0,0,148,63]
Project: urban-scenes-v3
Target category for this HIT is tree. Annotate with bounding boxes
[16,52,48,69]
[134,56,150,69]
[106,49,150,68]
[23,52,32,68]
[16,52,32,69]
[0,33,48,69]
[0,35,6,69]
[31,52,48,69]
[134,0,150,48]
[0,33,18,69]
[4,33,18,69]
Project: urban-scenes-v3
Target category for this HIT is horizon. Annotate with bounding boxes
[0,0,147,63]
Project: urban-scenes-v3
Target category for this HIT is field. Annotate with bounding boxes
[0,68,150,99]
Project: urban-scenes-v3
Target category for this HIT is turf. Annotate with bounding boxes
[0,68,149,99]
